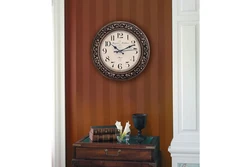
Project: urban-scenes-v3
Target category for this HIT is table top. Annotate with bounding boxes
[82,135,153,144]
[73,135,159,150]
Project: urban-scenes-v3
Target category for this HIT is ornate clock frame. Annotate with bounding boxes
[92,21,150,81]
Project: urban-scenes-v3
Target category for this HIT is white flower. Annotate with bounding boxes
[115,121,123,134]
[115,121,131,142]
[122,121,131,135]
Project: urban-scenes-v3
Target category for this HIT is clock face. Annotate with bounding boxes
[99,30,141,72]
[92,21,150,81]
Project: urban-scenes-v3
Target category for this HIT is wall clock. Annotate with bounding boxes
[92,21,150,81]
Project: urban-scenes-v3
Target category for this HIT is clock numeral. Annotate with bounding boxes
[111,61,115,67]
[102,48,107,54]
[127,34,129,40]
[118,63,122,69]
[126,61,130,67]
[105,41,111,47]
[117,32,123,38]
[105,56,110,62]
[131,40,136,44]
[132,56,135,62]
[111,35,115,41]
[133,48,138,54]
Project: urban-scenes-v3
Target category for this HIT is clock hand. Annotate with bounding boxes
[111,43,121,51]
[114,46,137,54]
[111,43,124,55]
[119,44,135,52]
[113,44,136,54]
[114,49,136,53]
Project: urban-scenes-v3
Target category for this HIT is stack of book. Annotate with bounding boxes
[89,125,119,142]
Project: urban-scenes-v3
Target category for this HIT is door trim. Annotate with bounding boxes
[53,0,65,167]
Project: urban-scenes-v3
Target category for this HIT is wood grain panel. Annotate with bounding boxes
[65,0,172,166]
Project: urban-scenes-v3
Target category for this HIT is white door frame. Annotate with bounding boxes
[168,0,200,166]
[53,0,65,167]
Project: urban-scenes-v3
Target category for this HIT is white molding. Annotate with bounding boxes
[53,0,65,167]
[178,0,199,16]
[169,147,199,155]
[169,0,200,166]
[178,21,199,133]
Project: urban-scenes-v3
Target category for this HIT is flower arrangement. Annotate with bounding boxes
[115,121,131,142]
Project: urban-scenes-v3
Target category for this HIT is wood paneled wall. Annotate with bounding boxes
[65,0,172,166]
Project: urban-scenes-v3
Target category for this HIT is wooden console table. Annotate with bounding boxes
[72,136,160,167]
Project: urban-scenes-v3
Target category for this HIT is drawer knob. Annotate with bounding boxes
[104,149,121,156]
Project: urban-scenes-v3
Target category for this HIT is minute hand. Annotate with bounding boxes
[119,44,135,52]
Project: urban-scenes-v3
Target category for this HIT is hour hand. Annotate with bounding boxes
[111,43,120,51]
[111,44,124,54]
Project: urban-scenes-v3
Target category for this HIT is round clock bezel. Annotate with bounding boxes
[92,21,150,81]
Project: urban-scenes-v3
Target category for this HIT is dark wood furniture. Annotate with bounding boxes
[72,136,160,167]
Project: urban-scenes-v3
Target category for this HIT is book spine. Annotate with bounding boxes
[90,128,119,135]
[89,132,117,142]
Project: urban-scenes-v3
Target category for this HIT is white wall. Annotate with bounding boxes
[0,1,54,167]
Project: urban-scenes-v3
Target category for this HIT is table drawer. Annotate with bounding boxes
[72,159,158,167]
[75,147,152,162]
